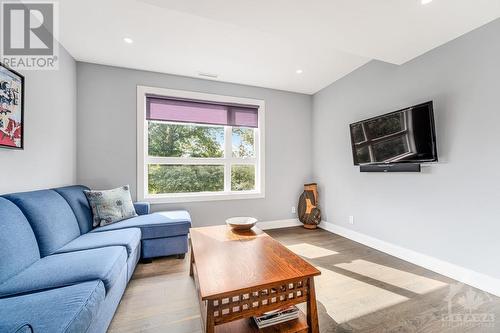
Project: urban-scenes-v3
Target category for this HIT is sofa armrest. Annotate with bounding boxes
[134,202,150,215]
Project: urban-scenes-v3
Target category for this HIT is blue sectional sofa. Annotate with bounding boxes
[0,185,191,333]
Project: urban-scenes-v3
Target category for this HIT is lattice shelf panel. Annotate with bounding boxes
[209,279,309,324]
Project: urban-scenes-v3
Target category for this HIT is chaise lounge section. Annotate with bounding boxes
[0,185,191,333]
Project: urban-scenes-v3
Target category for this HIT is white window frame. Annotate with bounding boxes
[137,85,265,203]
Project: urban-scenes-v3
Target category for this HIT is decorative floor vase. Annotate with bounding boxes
[298,183,321,229]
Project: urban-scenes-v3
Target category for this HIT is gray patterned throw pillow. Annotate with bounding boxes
[84,185,138,227]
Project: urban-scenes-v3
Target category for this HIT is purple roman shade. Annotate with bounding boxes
[146,96,259,128]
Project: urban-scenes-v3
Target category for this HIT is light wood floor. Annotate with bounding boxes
[108,227,500,333]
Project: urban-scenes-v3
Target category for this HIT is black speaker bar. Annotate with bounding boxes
[360,164,421,173]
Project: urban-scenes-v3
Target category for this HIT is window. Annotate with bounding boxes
[137,86,265,203]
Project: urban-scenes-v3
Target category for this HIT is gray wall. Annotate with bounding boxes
[0,46,77,194]
[76,63,312,226]
[312,19,500,278]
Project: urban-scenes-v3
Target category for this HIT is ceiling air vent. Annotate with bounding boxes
[198,72,218,79]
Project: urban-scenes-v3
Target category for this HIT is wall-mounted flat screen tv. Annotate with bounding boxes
[349,101,438,165]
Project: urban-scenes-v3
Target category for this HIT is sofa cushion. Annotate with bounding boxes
[3,190,81,257]
[84,185,137,227]
[91,210,191,239]
[54,228,141,257]
[0,246,127,297]
[0,198,40,284]
[1,322,33,332]
[0,280,105,333]
[8,324,33,333]
[54,185,92,234]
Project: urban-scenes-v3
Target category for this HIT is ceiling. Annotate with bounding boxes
[59,0,500,94]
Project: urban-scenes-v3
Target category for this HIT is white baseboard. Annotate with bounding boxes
[257,219,303,230]
[319,221,500,297]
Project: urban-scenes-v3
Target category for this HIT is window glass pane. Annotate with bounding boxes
[365,112,405,139]
[232,127,255,158]
[231,165,255,191]
[148,164,224,194]
[148,122,223,158]
[372,136,409,162]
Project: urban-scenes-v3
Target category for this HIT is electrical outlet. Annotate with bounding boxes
[349,216,354,225]
[291,206,296,214]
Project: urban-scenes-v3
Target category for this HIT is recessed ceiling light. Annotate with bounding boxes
[296,69,303,74]
[421,0,432,4]
[123,37,134,44]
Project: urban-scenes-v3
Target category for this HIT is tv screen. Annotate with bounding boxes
[349,101,438,165]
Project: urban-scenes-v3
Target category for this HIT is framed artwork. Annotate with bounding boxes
[0,63,24,150]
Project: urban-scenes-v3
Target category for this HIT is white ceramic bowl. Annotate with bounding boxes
[226,216,258,230]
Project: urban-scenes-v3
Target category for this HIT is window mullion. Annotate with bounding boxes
[227,158,256,164]
[147,157,226,165]
[224,126,232,192]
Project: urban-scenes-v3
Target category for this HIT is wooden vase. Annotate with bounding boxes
[298,183,321,229]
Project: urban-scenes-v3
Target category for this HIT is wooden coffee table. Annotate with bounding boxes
[189,225,321,333]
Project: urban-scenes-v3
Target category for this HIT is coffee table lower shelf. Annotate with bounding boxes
[214,310,308,333]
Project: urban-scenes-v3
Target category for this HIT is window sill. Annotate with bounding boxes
[142,191,265,204]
